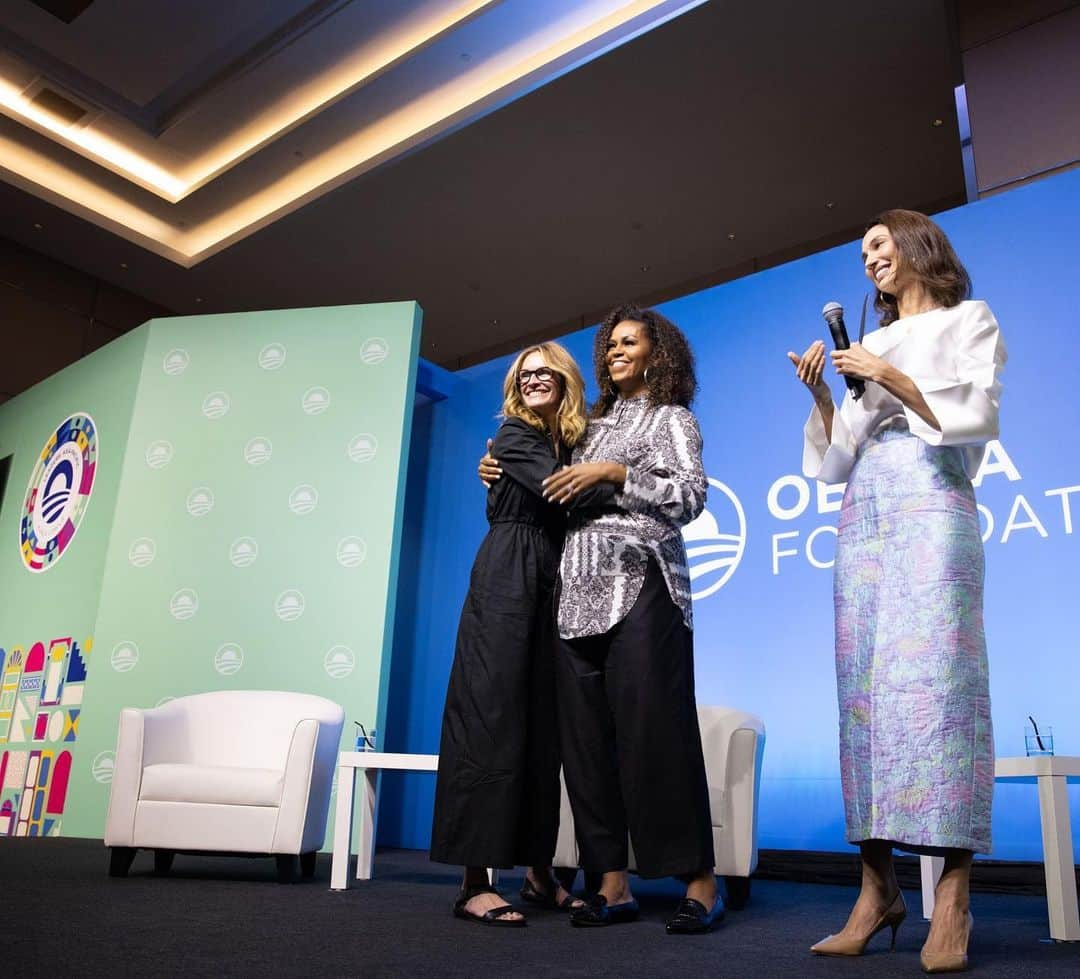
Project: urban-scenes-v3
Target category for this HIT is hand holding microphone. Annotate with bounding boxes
[822,302,866,401]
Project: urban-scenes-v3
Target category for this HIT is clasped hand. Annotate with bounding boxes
[541,463,613,504]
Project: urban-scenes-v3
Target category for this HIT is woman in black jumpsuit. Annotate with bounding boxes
[431,342,613,926]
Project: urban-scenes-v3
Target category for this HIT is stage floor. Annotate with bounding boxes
[2,839,1078,976]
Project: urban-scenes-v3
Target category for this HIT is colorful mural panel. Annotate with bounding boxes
[0,637,90,837]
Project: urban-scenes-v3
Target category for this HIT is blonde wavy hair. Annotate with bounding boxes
[501,342,588,448]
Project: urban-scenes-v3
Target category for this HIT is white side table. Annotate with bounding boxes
[330,751,438,891]
[919,755,1080,941]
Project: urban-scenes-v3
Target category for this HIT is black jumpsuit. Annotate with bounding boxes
[430,418,612,868]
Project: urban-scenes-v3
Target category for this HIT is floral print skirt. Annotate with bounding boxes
[834,426,993,854]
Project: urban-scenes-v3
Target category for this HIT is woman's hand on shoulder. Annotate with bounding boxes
[478,437,502,488]
[787,340,832,404]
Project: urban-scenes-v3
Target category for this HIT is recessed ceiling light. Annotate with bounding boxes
[119,262,128,269]
[33,222,43,230]
[932,118,944,127]
[194,297,203,303]
[640,264,650,272]
[491,318,499,325]
[727,233,736,240]
[825,201,835,209]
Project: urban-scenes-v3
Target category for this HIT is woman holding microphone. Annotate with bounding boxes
[787,209,1006,973]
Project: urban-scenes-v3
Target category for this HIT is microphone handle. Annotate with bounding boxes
[826,318,866,400]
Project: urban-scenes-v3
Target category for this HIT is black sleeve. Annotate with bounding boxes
[493,420,615,510]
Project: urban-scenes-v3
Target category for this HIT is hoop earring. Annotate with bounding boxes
[643,366,652,387]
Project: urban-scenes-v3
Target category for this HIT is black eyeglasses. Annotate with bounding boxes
[518,367,555,385]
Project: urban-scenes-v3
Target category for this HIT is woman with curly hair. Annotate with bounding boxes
[431,342,615,926]
[788,210,1005,972]
[537,304,721,934]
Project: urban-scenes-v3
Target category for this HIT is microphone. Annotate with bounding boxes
[822,301,865,401]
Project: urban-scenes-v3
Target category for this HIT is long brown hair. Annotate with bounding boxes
[590,303,697,418]
[501,342,588,447]
[869,209,971,327]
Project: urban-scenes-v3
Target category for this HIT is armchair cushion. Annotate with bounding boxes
[139,764,284,808]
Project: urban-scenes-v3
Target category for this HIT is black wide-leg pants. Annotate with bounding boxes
[555,557,715,879]
[430,524,561,869]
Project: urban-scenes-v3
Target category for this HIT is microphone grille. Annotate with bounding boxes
[822,301,843,318]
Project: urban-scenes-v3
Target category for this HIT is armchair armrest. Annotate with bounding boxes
[272,714,343,853]
[715,727,765,877]
[104,708,146,846]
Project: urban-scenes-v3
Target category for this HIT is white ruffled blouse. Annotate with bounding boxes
[802,300,1007,484]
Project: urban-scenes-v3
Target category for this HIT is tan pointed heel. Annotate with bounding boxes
[920,911,973,973]
[810,891,907,956]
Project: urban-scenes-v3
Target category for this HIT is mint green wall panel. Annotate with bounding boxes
[1,302,420,842]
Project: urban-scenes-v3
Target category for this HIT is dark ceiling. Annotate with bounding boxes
[0,1,966,370]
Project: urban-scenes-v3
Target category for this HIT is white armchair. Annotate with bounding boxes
[553,704,765,908]
[104,690,344,882]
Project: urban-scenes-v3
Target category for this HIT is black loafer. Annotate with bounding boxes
[569,894,640,927]
[666,896,725,934]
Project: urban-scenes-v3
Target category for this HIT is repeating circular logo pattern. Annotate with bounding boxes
[20,413,99,573]
[162,349,190,375]
[186,486,215,517]
[258,343,286,370]
[91,751,115,784]
[128,537,156,567]
[214,643,244,676]
[301,387,330,415]
[170,588,199,620]
[110,641,140,673]
[336,537,367,567]
[288,484,318,515]
[360,337,389,365]
[324,645,356,679]
[202,392,230,419]
[275,590,305,621]
[347,433,377,463]
[682,477,748,600]
[244,437,273,466]
[145,440,174,469]
[229,536,259,567]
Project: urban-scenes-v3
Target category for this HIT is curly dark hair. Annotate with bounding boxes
[868,209,972,328]
[590,303,698,417]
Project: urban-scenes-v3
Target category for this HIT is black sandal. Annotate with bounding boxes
[520,875,575,911]
[454,884,526,927]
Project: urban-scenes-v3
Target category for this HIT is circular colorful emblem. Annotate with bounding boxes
[20,413,99,573]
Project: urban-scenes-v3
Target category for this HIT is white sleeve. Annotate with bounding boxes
[904,302,1006,446]
[802,395,857,483]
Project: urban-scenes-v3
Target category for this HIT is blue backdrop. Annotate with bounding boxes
[382,166,1079,861]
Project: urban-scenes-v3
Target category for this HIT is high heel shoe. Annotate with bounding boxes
[920,911,973,973]
[810,891,907,956]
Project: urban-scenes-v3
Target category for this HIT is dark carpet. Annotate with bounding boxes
[2,839,1077,977]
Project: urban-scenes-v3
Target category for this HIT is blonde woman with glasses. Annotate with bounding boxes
[431,343,615,926]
